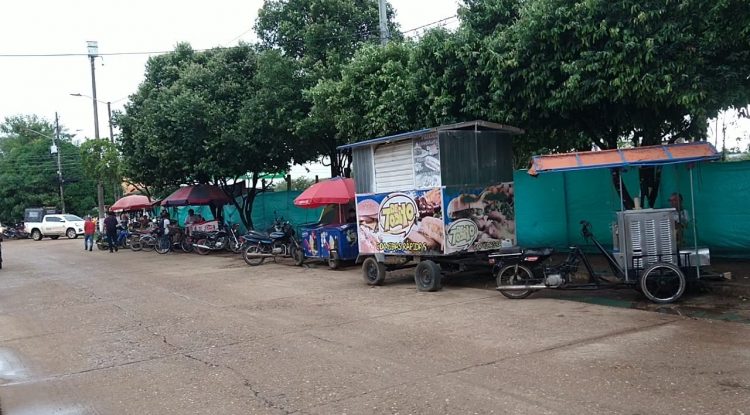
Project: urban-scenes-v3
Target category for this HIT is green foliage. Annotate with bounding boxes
[472,0,750,150]
[256,0,400,79]
[256,0,401,176]
[80,139,121,188]
[0,115,99,221]
[115,43,304,228]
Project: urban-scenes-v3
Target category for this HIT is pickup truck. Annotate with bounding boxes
[25,214,85,240]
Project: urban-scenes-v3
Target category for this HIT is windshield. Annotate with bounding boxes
[63,215,84,222]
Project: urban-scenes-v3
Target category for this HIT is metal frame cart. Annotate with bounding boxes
[494,142,723,304]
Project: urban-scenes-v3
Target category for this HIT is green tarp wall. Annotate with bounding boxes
[248,191,323,233]
[515,161,750,258]
[158,191,323,234]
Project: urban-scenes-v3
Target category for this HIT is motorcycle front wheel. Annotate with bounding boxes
[180,238,194,253]
[243,244,265,266]
[155,236,171,254]
[228,238,242,254]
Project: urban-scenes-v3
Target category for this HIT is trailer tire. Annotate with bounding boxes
[415,260,442,292]
[362,257,386,286]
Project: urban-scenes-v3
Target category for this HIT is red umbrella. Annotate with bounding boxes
[294,177,355,208]
[110,195,156,212]
[160,184,232,206]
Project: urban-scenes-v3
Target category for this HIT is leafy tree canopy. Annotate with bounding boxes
[115,43,302,228]
[0,115,99,221]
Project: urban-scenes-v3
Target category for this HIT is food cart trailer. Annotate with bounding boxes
[337,120,524,291]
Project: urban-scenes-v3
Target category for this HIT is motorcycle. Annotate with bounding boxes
[225,223,243,253]
[191,224,230,255]
[97,226,132,250]
[241,218,303,266]
[488,247,555,298]
[2,223,29,239]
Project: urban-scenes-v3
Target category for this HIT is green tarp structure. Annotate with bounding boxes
[157,191,323,235]
[515,161,750,258]
[248,191,323,234]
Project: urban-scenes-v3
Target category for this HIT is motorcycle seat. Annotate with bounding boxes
[241,234,272,244]
[246,230,270,238]
[523,248,554,256]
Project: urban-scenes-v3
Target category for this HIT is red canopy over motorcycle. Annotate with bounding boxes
[110,195,156,212]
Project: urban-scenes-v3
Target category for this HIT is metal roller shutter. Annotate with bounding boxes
[374,140,414,192]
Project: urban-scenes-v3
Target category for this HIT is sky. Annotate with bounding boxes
[0,0,460,178]
[0,0,747,179]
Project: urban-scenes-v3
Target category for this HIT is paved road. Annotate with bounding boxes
[0,239,748,414]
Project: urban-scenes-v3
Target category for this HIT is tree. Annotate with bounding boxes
[256,0,401,176]
[256,0,400,79]
[115,44,299,229]
[79,138,122,210]
[310,42,420,142]
[469,0,750,205]
[305,29,480,150]
[0,115,98,221]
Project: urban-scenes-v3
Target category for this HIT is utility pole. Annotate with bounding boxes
[378,0,389,45]
[54,112,66,213]
[107,101,114,143]
[87,41,105,226]
[107,100,118,199]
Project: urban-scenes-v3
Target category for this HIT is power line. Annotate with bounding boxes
[0,15,460,59]
[402,15,458,34]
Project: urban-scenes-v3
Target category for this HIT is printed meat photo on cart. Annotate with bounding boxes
[444,182,515,254]
[356,188,444,255]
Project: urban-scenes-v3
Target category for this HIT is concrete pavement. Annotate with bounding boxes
[0,238,748,414]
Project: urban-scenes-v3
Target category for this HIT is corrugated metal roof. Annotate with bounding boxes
[336,120,524,151]
[528,142,720,175]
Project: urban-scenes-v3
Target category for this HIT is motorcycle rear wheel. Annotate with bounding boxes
[496,264,535,299]
[243,244,265,266]
[194,238,210,255]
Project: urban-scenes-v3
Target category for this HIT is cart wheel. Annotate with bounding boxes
[328,251,340,270]
[496,264,535,299]
[291,244,305,266]
[362,257,386,286]
[640,262,686,304]
[415,260,442,292]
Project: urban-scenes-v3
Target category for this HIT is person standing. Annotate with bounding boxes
[669,192,688,246]
[104,211,119,253]
[83,216,95,251]
[159,210,171,252]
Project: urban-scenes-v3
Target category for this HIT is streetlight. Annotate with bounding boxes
[69,93,116,142]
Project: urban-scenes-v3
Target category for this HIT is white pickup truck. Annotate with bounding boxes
[25,214,85,240]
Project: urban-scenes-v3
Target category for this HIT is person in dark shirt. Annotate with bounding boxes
[103,211,119,252]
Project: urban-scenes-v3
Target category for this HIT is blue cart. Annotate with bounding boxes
[299,203,359,269]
